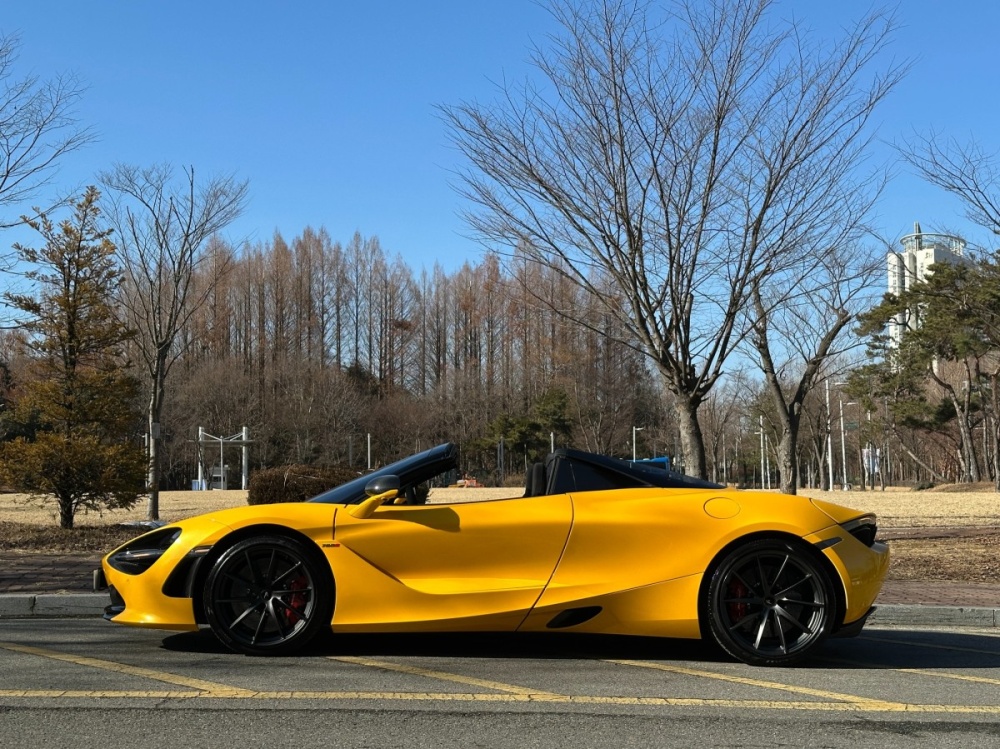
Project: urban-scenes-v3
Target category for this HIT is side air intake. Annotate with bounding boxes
[546,606,602,629]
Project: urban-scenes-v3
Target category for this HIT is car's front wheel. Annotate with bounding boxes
[203,535,332,655]
[705,538,836,666]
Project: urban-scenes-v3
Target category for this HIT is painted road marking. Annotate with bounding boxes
[330,655,562,697]
[0,689,999,712]
[0,642,254,697]
[3,642,1000,714]
[896,668,1000,687]
[606,659,899,708]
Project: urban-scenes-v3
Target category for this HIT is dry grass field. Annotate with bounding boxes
[1,484,997,581]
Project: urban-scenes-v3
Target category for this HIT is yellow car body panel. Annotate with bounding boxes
[328,495,571,631]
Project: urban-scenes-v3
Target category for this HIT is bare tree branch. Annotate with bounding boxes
[443,0,903,477]
[100,163,249,519]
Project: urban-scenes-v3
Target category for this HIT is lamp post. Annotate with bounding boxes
[840,397,856,490]
[759,414,765,490]
[825,380,834,491]
[632,426,644,461]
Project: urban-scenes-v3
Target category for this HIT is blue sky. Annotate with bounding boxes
[3,1,1000,272]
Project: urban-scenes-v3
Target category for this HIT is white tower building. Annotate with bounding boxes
[887,222,969,346]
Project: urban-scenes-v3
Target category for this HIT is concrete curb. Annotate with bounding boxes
[869,603,999,628]
[0,593,107,618]
[1,594,998,629]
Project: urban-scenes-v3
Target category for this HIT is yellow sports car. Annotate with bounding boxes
[99,443,888,666]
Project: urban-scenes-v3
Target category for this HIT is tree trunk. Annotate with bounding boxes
[892,430,947,483]
[58,495,74,530]
[146,352,168,521]
[674,396,706,479]
[777,428,798,496]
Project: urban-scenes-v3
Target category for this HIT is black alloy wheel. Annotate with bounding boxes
[706,538,836,666]
[203,535,331,655]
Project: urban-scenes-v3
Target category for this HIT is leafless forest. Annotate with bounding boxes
[10,223,955,492]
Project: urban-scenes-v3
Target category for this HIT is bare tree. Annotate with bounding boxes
[900,133,1000,238]
[444,0,902,478]
[0,33,93,228]
[750,231,886,494]
[101,164,248,519]
[0,33,93,326]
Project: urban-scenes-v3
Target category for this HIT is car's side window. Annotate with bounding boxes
[549,459,646,494]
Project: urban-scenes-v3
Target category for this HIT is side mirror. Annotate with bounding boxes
[349,475,401,518]
[365,475,400,497]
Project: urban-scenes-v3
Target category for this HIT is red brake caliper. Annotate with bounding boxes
[727,579,749,623]
[285,577,308,625]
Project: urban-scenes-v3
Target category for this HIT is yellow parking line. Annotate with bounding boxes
[898,668,1000,687]
[0,689,999,713]
[0,642,254,697]
[0,690,202,699]
[606,659,901,708]
[331,655,563,697]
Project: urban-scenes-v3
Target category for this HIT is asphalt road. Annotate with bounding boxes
[1,620,999,748]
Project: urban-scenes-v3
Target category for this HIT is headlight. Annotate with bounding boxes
[107,527,182,575]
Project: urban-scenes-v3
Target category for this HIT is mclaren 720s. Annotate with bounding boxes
[99,443,888,666]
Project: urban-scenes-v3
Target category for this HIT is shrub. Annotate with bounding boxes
[247,465,360,505]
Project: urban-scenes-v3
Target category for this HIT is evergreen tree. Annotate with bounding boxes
[0,187,146,528]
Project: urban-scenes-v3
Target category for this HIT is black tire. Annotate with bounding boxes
[203,535,332,656]
[705,538,836,666]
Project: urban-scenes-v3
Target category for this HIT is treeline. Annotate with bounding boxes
[154,228,663,487]
[4,220,996,493]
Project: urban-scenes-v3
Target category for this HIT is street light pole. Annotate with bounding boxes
[632,426,644,461]
[840,396,848,490]
[759,414,765,490]
[825,380,834,491]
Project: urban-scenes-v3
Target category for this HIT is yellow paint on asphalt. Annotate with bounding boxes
[4,641,1000,715]
[898,668,1000,687]
[331,655,562,697]
[605,658,902,708]
[0,642,254,697]
[0,690,203,699]
[1,689,1000,713]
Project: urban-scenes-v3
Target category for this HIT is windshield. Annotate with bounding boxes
[307,443,459,505]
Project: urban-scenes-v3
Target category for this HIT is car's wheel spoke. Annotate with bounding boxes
[752,609,770,650]
[274,596,309,621]
[251,603,269,644]
[778,597,823,609]
[774,604,815,635]
[230,601,263,631]
[732,570,758,595]
[774,573,813,599]
[269,561,304,589]
[216,596,252,605]
[728,610,760,631]
[263,549,277,586]
[756,557,770,595]
[268,598,289,637]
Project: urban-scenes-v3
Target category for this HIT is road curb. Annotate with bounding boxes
[870,603,998,628]
[0,593,107,618]
[1,594,997,629]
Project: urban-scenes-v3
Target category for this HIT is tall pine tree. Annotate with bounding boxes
[0,187,145,528]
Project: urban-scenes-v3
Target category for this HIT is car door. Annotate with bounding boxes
[328,493,572,632]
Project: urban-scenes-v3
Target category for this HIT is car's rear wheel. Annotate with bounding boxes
[705,538,835,666]
[203,535,331,655]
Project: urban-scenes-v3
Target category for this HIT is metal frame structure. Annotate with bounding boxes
[196,427,251,490]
